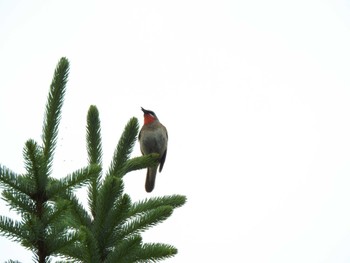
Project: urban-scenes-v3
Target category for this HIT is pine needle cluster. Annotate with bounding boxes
[0,58,186,263]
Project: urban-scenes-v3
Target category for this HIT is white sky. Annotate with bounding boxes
[1,0,350,262]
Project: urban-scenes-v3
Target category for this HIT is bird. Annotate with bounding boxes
[138,107,168,192]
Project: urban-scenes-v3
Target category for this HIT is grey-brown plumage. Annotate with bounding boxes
[139,107,168,192]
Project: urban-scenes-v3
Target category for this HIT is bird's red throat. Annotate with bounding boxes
[144,114,155,125]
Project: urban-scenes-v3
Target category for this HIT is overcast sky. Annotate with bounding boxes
[1,1,350,262]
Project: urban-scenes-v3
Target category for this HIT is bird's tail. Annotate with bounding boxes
[145,166,158,193]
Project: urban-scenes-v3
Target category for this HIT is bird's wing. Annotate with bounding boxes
[159,148,167,172]
[138,128,142,141]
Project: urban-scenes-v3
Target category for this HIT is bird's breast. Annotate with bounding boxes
[140,127,167,155]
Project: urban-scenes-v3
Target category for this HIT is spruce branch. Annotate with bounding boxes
[0,165,29,195]
[53,164,101,196]
[104,235,142,263]
[107,117,139,177]
[43,199,70,227]
[86,105,103,166]
[42,57,69,175]
[128,195,187,216]
[23,139,42,177]
[94,176,124,231]
[60,191,92,228]
[2,190,36,215]
[120,206,174,240]
[45,228,79,257]
[86,105,103,217]
[62,191,92,228]
[119,154,159,177]
[79,225,101,262]
[0,216,26,243]
[96,193,132,252]
[55,246,83,263]
[136,243,178,262]
[23,139,45,192]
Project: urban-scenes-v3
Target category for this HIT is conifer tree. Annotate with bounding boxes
[0,58,186,262]
[57,105,186,262]
[0,58,100,262]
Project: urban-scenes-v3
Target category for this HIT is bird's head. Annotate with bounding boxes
[141,107,158,124]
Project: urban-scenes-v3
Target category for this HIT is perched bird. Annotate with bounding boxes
[138,107,168,192]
